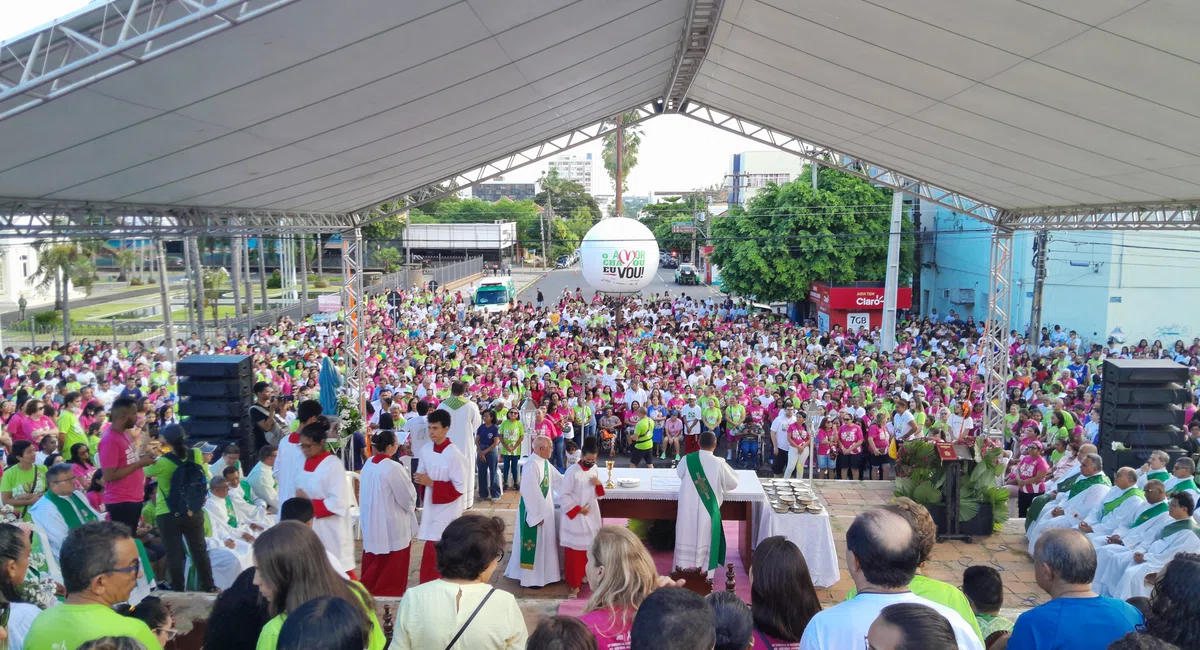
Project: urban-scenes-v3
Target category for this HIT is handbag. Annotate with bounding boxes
[888,438,898,460]
[445,586,496,650]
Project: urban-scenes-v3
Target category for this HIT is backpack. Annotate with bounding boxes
[164,452,209,517]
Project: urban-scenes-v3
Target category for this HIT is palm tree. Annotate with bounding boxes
[115,248,137,283]
[29,241,96,342]
[200,267,229,329]
[602,111,644,214]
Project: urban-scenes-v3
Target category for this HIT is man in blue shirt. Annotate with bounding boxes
[1007,528,1142,649]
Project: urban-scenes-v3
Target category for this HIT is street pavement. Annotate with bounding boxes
[516,263,724,304]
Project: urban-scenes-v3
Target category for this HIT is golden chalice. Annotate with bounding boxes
[605,460,616,489]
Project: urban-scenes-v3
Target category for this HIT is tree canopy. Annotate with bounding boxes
[643,195,707,256]
[709,167,914,303]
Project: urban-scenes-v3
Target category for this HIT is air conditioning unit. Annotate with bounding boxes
[950,288,976,305]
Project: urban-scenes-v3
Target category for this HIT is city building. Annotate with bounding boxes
[726,151,808,207]
[0,238,85,311]
[402,222,518,263]
[472,182,537,202]
[917,201,1200,348]
[548,153,593,193]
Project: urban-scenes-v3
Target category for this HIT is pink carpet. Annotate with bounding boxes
[557,520,752,616]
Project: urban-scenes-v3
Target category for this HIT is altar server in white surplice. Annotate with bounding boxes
[1076,467,1144,542]
[359,429,417,597]
[1027,453,1111,549]
[1112,491,1200,600]
[415,409,468,584]
[293,419,355,572]
[675,431,739,576]
[194,477,257,590]
[436,381,481,510]
[505,436,563,587]
[1092,480,1172,595]
[560,436,605,598]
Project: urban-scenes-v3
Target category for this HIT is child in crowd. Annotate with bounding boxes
[565,439,582,466]
[961,565,1013,646]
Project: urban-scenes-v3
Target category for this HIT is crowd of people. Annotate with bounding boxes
[0,276,1195,649]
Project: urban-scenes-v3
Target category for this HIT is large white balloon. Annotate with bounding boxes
[579,217,659,293]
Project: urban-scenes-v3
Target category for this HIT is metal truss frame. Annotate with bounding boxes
[679,103,1003,226]
[979,224,1015,443]
[339,227,368,460]
[1001,202,1200,231]
[0,0,301,122]
[353,103,662,229]
[0,198,354,237]
[661,0,724,113]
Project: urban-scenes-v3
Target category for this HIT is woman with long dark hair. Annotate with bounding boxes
[0,522,41,650]
[204,567,271,650]
[1142,552,1200,648]
[68,442,96,493]
[748,536,821,648]
[1,440,46,520]
[277,597,371,650]
[252,521,385,650]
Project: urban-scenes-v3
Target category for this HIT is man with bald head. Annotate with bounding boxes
[1074,467,1144,541]
[1028,451,1110,548]
[799,507,984,649]
[504,436,562,587]
[1093,479,1173,595]
[1025,443,1097,531]
[1007,528,1142,649]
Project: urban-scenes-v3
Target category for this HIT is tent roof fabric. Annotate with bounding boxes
[1,0,1197,218]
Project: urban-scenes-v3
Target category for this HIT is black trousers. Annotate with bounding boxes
[106,501,143,535]
[157,511,215,592]
[1018,490,1039,518]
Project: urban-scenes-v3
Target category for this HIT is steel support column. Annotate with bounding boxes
[980,225,1014,443]
[340,227,367,461]
[881,191,903,352]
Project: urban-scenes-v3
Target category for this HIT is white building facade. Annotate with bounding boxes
[548,153,593,193]
[726,151,808,207]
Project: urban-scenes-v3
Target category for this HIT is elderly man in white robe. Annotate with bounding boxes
[293,420,355,574]
[414,408,468,584]
[1023,443,1094,533]
[246,444,279,512]
[1092,480,1171,595]
[1027,453,1111,550]
[505,436,563,587]
[1136,450,1172,488]
[220,465,272,529]
[1164,457,1200,522]
[1112,491,1200,600]
[560,436,605,598]
[1075,467,1144,543]
[675,431,739,576]
[192,476,258,590]
[437,380,481,509]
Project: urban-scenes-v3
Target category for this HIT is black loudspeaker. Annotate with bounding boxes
[178,397,253,419]
[1099,359,1190,477]
[178,379,253,399]
[177,355,253,380]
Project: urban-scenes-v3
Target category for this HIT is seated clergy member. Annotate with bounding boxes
[221,465,271,528]
[1093,480,1173,595]
[1165,457,1200,520]
[1024,443,1094,533]
[1136,450,1171,488]
[1112,491,1200,601]
[1027,453,1110,549]
[186,476,257,590]
[1076,467,1145,540]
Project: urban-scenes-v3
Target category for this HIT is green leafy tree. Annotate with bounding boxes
[374,247,404,273]
[533,173,600,218]
[710,170,914,303]
[643,194,707,255]
[602,112,644,196]
[201,267,229,328]
[29,241,97,342]
[114,248,137,283]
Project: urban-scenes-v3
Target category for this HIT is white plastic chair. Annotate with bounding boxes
[345,471,362,540]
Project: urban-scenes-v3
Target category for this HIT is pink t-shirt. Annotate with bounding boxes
[752,630,801,650]
[1016,455,1051,494]
[579,607,633,650]
[97,429,144,505]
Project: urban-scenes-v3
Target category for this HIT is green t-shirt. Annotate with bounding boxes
[701,406,722,428]
[845,575,984,642]
[144,448,206,517]
[24,602,163,650]
[0,464,47,521]
[633,417,655,450]
[255,583,385,650]
[59,409,88,455]
[499,420,524,454]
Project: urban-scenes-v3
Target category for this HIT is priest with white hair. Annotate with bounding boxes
[1027,453,1110,549]
[1092,479,1172,594]
[505,436,562,587]
[1111,491,1200,600]
[1023,443,1093,532]
[189,476,258,590]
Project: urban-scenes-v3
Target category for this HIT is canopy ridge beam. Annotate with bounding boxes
[0,0,301,123]
[354,103,661,230]
[661,0,724,113]
[679,102,1002,225]
[1002,202,1200,231]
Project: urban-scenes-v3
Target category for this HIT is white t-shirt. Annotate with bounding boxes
[800,591,984,650]
[771,413,797,447]
[892,410,917,440]
[681,404,702,434]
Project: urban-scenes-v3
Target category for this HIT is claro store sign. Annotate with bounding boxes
[809,282,911,311]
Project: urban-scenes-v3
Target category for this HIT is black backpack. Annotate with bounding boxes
[164,452,209,517]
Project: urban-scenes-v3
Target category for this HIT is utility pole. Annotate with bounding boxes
[539,210,548,270]
[257,232,268,314]
[547,191,554,267]
[155,240,175,362]
[690,193,698,264]
[189,235,206,342]
[231,234,242,325]
[300,234,310,302]
[811,161,818,189]
[881,191,903,352]
[615,114,624,217]
[182,237,196,336]
[1028,230,1049,353]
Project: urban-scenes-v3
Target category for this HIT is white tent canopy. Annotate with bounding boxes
[1,0,1197,223]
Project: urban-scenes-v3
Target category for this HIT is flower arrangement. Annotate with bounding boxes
[19,570,58,609]
[893,436,1010,531]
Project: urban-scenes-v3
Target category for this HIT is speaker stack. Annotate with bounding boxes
[1099,358,1189,473]
[177,355,256,467]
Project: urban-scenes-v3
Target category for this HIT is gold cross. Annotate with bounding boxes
[524,539,536,551]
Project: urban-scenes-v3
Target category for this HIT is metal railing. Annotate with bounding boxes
[0,319,163,348]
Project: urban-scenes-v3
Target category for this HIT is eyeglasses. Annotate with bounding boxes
[100,558,140,581]
[156,628,179,641]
